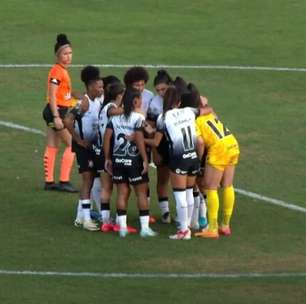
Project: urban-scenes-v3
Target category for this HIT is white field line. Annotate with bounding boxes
[1,63,306,72]
[1,119,306,215]
[0,269,306,279]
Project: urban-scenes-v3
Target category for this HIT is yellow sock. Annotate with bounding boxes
[205,189,219,232]
[222,185,235,227]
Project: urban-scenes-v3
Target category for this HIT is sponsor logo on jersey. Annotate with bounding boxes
[182,151,197,159]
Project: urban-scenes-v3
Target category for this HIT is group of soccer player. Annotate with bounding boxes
[42,33,240,240]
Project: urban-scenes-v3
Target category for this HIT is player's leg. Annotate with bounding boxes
[219,165,236,236]
[116,182,130,237]
[100,171,114,231]
[186,175,196,228]
[169,172,190,240]
[133,181,157,237]
[79,170,99,231]
[157,164,171,223]
[195,164,223,238]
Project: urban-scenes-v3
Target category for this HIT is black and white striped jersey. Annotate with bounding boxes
[74,94,102,143]
[156,107,198,162]
[147,94,163,122]
[107,112,145,167]
[97,102,117,147]
[141,89,154,117]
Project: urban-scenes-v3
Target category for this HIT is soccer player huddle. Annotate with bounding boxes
[43,34,240,240]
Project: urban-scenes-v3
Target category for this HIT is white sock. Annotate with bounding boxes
[173,189,188,231]
[90,177,101,211]
[100,202,111,224]
[76,199,83,220]
[191,191,200,226]
[158,197,169,215]
[118,215,127,230]
[186,188,194,226]
[140,215,149,230]
[81,199,91,221]
[199,193,207,218]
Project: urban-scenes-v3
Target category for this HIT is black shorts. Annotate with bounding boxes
[72,141,96,174]
[92,145,105,173]
[168,157,200,176]
[42,103,69,131]
[112,165,149,185]
[156,138,169,165]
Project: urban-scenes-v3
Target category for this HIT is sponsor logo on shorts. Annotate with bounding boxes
[113,175,123,180]
[115,158,132,166]
[129,176,142,182]
[176,168,187,174]
[88,160,94,168]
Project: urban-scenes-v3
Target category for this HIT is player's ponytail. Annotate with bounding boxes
[163,85,179,117]
[153,69,172,86]
[123,88,141,118]
[103,82,125,109]
[180,83,201,108]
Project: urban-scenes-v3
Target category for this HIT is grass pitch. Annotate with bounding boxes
[1,1,306,303]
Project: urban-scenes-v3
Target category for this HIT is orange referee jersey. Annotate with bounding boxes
[47,63,72,107]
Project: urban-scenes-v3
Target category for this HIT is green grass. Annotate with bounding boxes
[1,0,306,303]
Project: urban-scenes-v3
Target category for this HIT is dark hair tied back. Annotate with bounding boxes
[54,33,71,54]
[153,69,172,86]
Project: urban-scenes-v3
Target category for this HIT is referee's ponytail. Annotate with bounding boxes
[122,88,141,118]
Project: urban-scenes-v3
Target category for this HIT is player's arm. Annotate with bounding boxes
[135,129,149,174]
[107,106,124,117]
[48,83,63,130]
[196,136,205,160]
[144,131,163,147]
[63,111,90,149]
[195,122,204,159]
[103,124,114,175]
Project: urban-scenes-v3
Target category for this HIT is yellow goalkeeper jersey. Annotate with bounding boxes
[196,113,240,169]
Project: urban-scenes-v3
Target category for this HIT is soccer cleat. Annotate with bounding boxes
[194,229,219,239]
[82,220,99,231]
[58,181,78,193]
[74,218,83,228]
[169,229,191,240]
[44,182,60,191]
[119,228,129,238]
[140,227,158,238]
[219,226,232,236]
[199,216,208,229]
[149,215,157,224]
[100,223,115,232]
[113,224,137,234]
[161,212,171,224]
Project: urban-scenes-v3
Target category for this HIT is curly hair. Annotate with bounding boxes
[123,66,149,87]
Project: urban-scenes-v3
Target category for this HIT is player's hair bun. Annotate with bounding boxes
[57,33,70,44]
[81,65,101,87]
[154,69,172,86]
